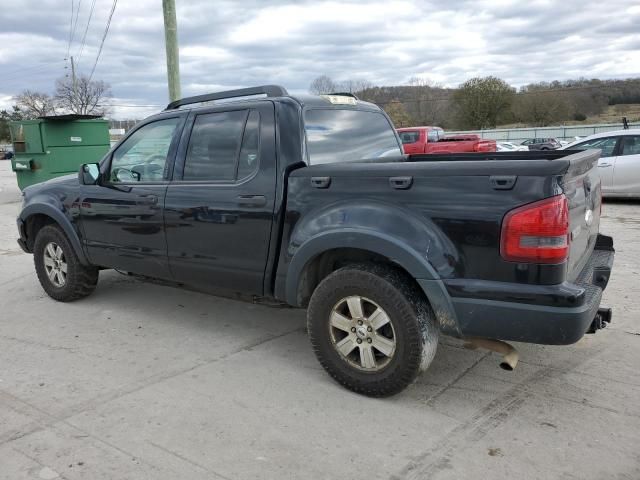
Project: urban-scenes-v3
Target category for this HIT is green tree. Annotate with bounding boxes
[453,76,515,129]
[512,91,572,127]
[0,106,26,142]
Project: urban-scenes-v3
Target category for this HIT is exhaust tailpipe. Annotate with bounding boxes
[464,338,519,371]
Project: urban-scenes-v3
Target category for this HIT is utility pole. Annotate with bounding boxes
[162,0,181,102]
[70,56,77,87]
[70,56,79,113]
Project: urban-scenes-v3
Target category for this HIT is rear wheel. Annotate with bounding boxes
[307,264,438,397]
[34,225,99,302]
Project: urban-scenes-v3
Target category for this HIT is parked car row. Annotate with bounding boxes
[396,128,575,155]
[396,124,638,197]
[520,138,562,150]
[497,142,529,152]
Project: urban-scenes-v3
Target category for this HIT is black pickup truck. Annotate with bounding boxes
[17,85,614,396]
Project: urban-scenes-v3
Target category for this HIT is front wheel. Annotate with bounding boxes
[33,225,99,302]
[307,264,439,397]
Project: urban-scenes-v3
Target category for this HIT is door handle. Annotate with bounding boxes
[598,163,612,168]
[311,177,331,189]
[237,195,267,207]
[389,176,413,189]
[138,195,158,205]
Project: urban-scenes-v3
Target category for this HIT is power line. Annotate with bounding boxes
[76,0,97,62]
[88,0,118,82]
[70,0,83,52]
[0,60,65,78]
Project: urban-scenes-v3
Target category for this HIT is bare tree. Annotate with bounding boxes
[511,91,571,127]
[14,90,56,118]
[54,75,112,116]
[309,75,337,95]
[336,79,374,94]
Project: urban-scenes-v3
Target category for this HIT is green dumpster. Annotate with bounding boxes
[9,115,110,190]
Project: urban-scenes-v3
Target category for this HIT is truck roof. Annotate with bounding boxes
[396,126,442,132]
[162,85,383,114]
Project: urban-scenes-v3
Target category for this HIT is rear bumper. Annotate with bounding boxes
[445,234,614,345]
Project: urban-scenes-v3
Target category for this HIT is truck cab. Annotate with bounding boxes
[397,126,496,154]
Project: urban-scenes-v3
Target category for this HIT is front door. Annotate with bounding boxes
[164,102,277,295]
[612,134,640,196]
[80,115,184,278]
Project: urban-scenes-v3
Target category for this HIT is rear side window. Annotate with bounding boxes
[620,136,640,156]
[304,109,401,165]
[184,111,246,181]
[399,131,419,144]
[183,110,260,182]
[427,129,442,142]
[573,137,618,158]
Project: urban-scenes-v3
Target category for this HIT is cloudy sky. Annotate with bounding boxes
[1,0,639,118]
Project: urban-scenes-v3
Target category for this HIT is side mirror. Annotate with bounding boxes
[79,163,100,185]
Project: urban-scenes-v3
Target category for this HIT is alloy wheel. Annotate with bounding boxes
[43,242,67,288]
[329,295,396,371]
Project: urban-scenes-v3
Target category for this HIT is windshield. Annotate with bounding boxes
[304,109,402,165]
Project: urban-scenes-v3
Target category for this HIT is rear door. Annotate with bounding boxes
[398,130,422,154]
[612,134,640,196]
[164,101,277,295]
[571,136,619,193]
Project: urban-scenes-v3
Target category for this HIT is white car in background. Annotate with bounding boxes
[562,129,640,198]
[497,141,529,151]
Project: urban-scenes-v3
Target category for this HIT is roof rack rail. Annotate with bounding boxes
[326,92,359,100]
[165,85,288,110]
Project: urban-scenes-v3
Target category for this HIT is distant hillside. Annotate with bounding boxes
[353,77,640,130]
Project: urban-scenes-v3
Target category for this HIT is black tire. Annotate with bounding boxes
[307,264,438,397]
[33,224,99,302]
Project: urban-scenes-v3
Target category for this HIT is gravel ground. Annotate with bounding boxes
[0,160,638,480]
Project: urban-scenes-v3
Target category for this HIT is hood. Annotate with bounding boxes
[23,173,78,198]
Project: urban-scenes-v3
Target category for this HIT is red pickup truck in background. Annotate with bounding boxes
[397,126,496,154]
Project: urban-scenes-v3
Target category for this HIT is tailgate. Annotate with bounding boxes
[564,149,602,281]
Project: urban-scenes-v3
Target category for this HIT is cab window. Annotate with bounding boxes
[110,118,180,183]
[620,136,640,156]
[399,131,419,144]
[427,130,439,142]
[181,109,261,182]
[573,137,618,158]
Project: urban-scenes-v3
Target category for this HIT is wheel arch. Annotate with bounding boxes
[284,231,462,336]
[20,204,89,265]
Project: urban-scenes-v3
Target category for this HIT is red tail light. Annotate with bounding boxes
[500,194,570,263]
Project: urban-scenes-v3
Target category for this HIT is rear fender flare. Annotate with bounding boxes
[285,230,462,336]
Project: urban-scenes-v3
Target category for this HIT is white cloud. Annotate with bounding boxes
[0,0,638,118]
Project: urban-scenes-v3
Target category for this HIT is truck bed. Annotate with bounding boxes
[283,148,601,287]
